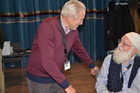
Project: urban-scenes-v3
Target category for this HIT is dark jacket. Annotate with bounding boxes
[0,26,4,49]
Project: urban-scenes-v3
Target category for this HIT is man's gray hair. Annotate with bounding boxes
[61,0,86,18]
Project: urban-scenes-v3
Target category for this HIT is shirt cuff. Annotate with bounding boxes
[60,79,70,89]
[88,62,95,68]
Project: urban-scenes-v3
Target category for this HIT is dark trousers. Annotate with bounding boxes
[27,78,65,93]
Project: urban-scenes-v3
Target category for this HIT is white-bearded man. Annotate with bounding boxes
[96,32,140,93]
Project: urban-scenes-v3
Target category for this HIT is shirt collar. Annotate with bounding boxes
[123,54,136,67]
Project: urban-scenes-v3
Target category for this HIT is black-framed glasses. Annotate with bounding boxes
[118,39,133,47]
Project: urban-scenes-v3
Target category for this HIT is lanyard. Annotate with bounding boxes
[58,16,68,61]
[120,63,132,83]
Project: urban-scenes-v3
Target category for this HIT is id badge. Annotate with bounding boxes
[64,61,70,70]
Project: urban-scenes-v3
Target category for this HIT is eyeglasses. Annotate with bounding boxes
[75,17,84,23]
[118,39,133,47]
[71,16,84,23]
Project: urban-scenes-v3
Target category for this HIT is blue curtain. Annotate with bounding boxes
[0,0,131,65]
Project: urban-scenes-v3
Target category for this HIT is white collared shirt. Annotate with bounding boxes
[121,55,135,90]
[60,16,71,34]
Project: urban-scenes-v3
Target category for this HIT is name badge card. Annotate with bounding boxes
[64,61,70,70]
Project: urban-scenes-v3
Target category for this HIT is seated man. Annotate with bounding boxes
[96,32,140,93]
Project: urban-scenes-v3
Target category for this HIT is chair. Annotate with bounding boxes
[2,43,24,77]
[107,50,114,55]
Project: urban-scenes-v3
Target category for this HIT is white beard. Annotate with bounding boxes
[113,47,134,64]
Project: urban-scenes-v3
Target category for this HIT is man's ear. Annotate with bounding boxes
[132,48,138,55]
[67,15,72,21]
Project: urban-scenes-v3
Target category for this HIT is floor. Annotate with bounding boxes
[4,60,102,93]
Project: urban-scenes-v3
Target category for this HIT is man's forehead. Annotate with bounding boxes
[122,35,132,44]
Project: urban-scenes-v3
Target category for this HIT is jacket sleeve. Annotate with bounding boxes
[95,55,112,93]
[0,27,4,49]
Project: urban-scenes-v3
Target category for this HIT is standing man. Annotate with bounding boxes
[26,0,99,93]
[96,32,140,93]
[0,26,4,93]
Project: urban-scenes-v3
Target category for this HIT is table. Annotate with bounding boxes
[2,52,30,57]
[2,52,30,77]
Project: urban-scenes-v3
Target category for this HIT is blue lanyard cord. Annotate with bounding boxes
[120,63,132,83]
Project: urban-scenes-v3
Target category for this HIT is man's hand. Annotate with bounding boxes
[91,66,99,75]
[65,85,76,93]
